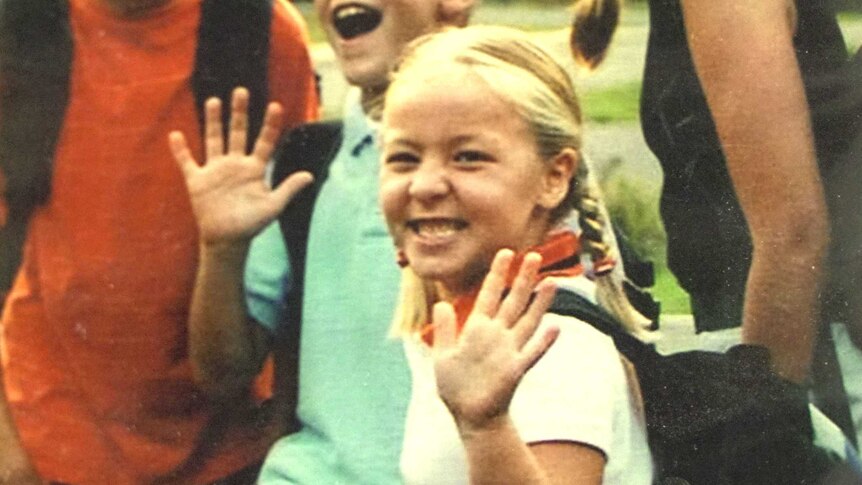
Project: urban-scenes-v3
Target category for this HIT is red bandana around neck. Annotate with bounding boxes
[420,230,583,346]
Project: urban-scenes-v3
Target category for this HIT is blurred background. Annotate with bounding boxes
[294,0,862,318]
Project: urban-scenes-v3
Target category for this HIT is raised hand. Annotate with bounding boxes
[432,250,559,433]
[169,87,313,246]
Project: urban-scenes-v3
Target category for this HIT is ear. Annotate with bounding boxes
[538,148,577,210]
[437,0,476,27]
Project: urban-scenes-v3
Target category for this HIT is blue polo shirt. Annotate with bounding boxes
[248,90,409,484]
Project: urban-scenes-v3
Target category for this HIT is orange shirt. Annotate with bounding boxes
[0,0,317,483]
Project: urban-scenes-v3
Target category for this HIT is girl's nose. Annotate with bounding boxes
[408,162,449,201]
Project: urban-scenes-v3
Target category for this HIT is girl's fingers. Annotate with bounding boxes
[271,171,314,213]
[168,131,197,178]
[432,301,458,350]
[512,279,557,348]
[473,249,514,318]
[204,97,224,160]
[496,252,542,327]
[251,102,285,162]
[517,321,560,376]
[228,87,250,155]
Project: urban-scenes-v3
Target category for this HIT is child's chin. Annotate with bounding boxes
[410,261,452,282]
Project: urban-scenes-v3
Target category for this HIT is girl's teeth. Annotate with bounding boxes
[336,6,363,19]
[417,221,458,237]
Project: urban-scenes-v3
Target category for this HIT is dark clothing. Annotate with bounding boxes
[641,0,850,331]
[641,0,862,446]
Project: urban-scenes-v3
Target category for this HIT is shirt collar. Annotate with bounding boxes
[342,88,377,158]
[420,230,584,346]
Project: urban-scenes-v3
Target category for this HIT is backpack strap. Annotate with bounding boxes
[192,0,272,152]
[0,0,71,211]
[0,0,72,306]
[271,120,343,430]
[613,225,660,327]
[0,0,275,309]
[273,121,344,335]
[548,289,657,366]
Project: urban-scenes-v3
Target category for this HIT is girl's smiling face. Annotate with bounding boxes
[380,68,573,297]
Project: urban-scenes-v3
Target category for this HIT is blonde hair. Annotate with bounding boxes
[386,17,648,339]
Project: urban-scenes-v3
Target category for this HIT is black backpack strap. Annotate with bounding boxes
[269,121,342,430]
[613,225,661,328]
[192,0,272,152]
[548,289,657,366]
[272,121,343,333]
[0,0,72,307]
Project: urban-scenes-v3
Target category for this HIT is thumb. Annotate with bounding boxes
[270,171,314,212]
[168,131,197,180]
[432,301,458,350]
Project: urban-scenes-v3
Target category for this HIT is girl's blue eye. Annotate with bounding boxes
[454,150,491,163]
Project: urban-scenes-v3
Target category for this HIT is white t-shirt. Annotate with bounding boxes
[400,285,654,484]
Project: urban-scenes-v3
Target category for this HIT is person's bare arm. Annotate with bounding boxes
[187,240,269,402]
[169,87,312,401]
[0,173,42,483]
[0,368,42,484]
[458,419,605,485]
[680,0,828,382]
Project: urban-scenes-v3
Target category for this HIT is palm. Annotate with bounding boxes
[434,311,530,425]
[169,87,312,245]
[432,250,559,432]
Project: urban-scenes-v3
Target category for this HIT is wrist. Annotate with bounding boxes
[199,240,250,268]
[456,412,515,443]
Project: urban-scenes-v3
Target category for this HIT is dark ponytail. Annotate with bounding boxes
[570,0,621,69]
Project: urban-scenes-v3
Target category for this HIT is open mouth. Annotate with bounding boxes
[406,219,468,238]
[332,3,383,40]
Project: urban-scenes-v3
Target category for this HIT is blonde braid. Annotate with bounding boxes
[573,160,652,334]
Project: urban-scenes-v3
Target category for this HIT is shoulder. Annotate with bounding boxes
[517,311,629,402]
[269,0,312,45]
[539,312,622,370]
[266,0,317,121]
[508,312,633,454]
[528,312,629,408]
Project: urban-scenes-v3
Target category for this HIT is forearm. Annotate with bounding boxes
[458,415,549,485]
[457,415,605,485]
[681,0,827,382]
[189,242,270,401]
[743,244,823,381]
[0,366,41,483]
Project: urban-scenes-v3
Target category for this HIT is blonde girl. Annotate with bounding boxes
[377,14,653,485]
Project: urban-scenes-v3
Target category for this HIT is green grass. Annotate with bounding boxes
[653,265,691,315]
[581,81,641,123]
[838,11,862,53]
[598,166,692,315]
